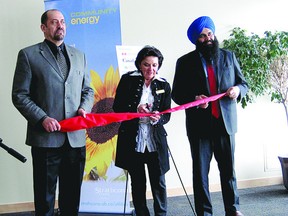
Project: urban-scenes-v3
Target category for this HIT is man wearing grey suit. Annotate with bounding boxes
[172,16,248,216]
[12,9,94,216]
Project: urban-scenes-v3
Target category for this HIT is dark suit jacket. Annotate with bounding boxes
[113,71,171,175]
[12,41,94,148]
[172,49,248,137]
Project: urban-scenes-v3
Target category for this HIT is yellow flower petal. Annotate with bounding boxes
[84,66,121,181]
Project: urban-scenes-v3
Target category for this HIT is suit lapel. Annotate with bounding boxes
[65,45,75,80]
[39,42,63,78]
[194,53,210,92]
[216,50,224,85]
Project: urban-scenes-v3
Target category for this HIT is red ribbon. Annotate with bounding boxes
[59,93,226,132]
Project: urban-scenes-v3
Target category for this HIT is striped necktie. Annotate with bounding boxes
[57,46,68,80]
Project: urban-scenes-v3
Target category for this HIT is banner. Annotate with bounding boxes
[116,45,142,75]
[44,0,132,213]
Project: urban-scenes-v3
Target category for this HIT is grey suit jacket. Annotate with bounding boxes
[12,41,94,148]
[172,49,249,137]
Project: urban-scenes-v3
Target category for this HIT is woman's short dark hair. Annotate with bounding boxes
[135,46,164,71]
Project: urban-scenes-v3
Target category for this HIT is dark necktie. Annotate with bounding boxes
[57,47,68,79]
[207,63,220,118]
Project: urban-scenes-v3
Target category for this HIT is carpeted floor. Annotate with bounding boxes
[1,184,288,216]
[161,184,288,216]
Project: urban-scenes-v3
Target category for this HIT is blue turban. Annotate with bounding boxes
[187,16,215,45]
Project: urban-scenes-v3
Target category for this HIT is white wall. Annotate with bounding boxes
[0,0,44,205]
[1,0,288,205]
[119,0,288,192]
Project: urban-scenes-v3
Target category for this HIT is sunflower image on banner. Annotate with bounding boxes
[44,0,132,213]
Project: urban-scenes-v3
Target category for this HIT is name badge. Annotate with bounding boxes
[156,89,165,95]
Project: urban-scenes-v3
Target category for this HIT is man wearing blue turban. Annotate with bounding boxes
[187,16,215,45]
[172,16,248,216]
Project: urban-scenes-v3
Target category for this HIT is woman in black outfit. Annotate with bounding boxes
[113,46,171,216]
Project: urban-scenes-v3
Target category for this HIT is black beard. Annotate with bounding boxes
[196,36,219,63]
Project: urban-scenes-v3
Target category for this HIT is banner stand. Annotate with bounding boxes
[44,0,132,214]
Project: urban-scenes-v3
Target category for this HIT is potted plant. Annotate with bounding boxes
[222,28,288,189]
[269,55,288,189]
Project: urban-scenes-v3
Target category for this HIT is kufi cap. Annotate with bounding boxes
[187,16,215,44]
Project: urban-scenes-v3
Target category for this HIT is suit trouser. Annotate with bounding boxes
[188,118,240,216]
[31,139,86,216]
[128,151,167,216]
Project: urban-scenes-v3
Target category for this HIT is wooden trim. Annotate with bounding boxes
[0,202,34,214]
[147,176,283,199]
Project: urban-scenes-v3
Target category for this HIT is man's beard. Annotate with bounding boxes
[196,36,219,63]
[53,28,65,41]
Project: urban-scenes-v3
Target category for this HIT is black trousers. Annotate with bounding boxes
[128,151,167,216]
[188,117,240,216]
[31,139,86,216]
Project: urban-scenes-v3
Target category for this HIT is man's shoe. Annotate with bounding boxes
[235,211,244,216]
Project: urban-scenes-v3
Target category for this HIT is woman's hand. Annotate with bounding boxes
[150,111,160,122]
[138,103,151,113]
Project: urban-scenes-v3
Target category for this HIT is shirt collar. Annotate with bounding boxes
[44,39,65,56]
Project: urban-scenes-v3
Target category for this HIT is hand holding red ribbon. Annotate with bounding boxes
[59,93,226,132]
